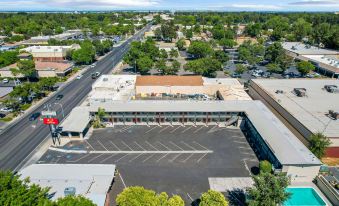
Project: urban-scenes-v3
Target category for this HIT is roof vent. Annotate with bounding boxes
[275,90,284,94]
[324,85,339,93]
[329,110,339,120]
[64,187,76,196]
[293,88,307,97]
[103,78,108,82]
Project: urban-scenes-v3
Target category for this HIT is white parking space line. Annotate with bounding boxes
[109,141,121,151]
[194,126,205,133]
[66,153,91,163]
[158,125,170,133]
[88,154,105,163]
[100,153,118,163]
[129,153,143,162]
[115,154,129,162]
[85,141,95,150]
[170,126,181,133]
[145,126,159,133]
[197,153,208,163]
[193,141,209,150]
[169,154,181,162]
[169,141,184,151]
[145,141,158,151]
[121,141,133,151]
[97,140,108,151]
[142,154,155,163]
[187,193,194,202]
[181,153,194,163]
[119,173,127,188]
[157,141,171,150]
[119,125,133,133]
[181,126,192,133]
[90,150,213,154]
[156,153,169,162]
[181,141,196,150]
[134,141,145,151]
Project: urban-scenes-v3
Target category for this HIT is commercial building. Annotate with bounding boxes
[282,42,339,78]
[22,30,83,46]
[21,44,80,62]
[249,79,339,157]
[59,75,322,182]
[19,164,116,206]
[0,61,73,78]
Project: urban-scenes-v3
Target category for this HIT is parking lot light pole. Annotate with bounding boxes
[54,103,64,118]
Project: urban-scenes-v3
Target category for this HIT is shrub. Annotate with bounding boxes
[259,160,272,173]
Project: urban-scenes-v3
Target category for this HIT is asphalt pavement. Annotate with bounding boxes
[0,24,152,171]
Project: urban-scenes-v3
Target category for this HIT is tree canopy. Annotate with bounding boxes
[309,133,331,159]
[116,186,184,206]
[199,190,229,206]
[296,61,315,76]
[247,173,290,206]
[187,41,213,59]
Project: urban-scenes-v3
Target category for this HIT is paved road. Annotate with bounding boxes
[0,24,152,171]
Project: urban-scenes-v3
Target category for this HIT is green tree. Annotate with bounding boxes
[213,50,229,64]
[185,29,193,39]
[155,59,168,74]
[293,18,312,41]
[116,186,184,206]
[72,41,95,65]
[247,173,290,206]
[171,60,181,73]
[309,133,331,159]
[259,160,272,173]
[160,49,168,59]
[176,38,186,51]
[169,48,179,59]
[0,170,52,206]
[235,64,247,74]
[199,190,229,206]
[137,56,154,74]
[266,63,282,73]
[218,38,236,49]
[265,42,284,63]
[56,195,96,206]
[184,58,222,77]
[187,41,213,58]
[17,60,36,80]
[296,61,315,76]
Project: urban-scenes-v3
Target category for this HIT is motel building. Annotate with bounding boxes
[60,75,322,183]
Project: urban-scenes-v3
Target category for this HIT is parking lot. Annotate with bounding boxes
[39,125,259,205]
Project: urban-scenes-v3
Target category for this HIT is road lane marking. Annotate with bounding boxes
[90,150,213,154]
[169,154,181,162]
[100,153,118,163]
[85,141,95,151]
[66,153,91,163]
[156,153,169,162]
[115,154,129,162]
[193,141,209,150]
[129,153,143,162]
[181,153,194,163]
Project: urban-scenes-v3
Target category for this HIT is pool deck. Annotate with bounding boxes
[289,182,333,206]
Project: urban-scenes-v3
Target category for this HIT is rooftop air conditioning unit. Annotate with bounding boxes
[294,88,307,97]
[329,110,339,120]
[103,78,108,82]
[324,85,339,93]
[275,90,284,94]
[64,187,76,196]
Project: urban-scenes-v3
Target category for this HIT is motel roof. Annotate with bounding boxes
[60,106,90,133]
[136,75,204,86]
[251,79,339,141]
[282,42,339,55]
[19,164,116,206]
[88,100,321,166]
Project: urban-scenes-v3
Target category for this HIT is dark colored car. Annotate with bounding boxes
[0,113,6,118]
[231,73,242,78]
[56,94,64,100]
[29,112,40,121]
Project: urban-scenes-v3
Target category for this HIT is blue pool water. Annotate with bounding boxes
[284,188,326,206]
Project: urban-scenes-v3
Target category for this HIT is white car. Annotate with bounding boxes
[76,74,83,80]
[2,78,9,83]
[0,107,13,113]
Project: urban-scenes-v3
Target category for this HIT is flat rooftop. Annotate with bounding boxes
[282,42,339,55]
[303,55,339,74]
[136,75,204,86]
[19,164,116,206]
[88,100,321,166]
[251,79,339,141]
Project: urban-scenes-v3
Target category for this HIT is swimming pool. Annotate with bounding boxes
[284,187,327,206]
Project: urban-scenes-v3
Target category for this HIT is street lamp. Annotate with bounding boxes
[54,103,64,118]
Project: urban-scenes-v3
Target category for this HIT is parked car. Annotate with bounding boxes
[0,107,13,113]
[56,94,64,100]
[91,73,97,79]
[29,112,40,121]
[231,73,242,78]
[76,74,83,80]
[0,113,6,118]
[2,78,9,83]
